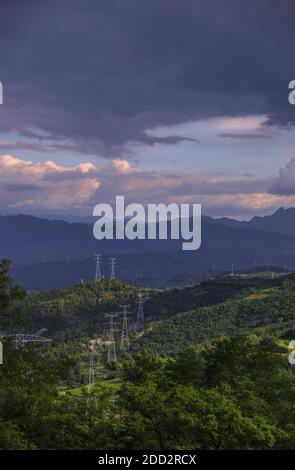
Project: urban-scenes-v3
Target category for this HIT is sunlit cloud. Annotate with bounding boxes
[1,153,295,218]
[217,115,269,130]
[145,115,270,143]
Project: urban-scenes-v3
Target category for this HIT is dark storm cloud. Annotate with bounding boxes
[0,0,294,155]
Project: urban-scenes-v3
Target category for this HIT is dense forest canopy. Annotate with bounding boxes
[0,260,295,449]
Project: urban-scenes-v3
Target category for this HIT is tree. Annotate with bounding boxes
[0,259,26,329]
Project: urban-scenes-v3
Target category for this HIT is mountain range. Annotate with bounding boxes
[1,208,295,290]
[208,207,295,236]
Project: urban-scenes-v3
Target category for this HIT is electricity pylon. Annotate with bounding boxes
[109,257,117,280]
[105,313,118,362]
[0,330,50,365]
[136,293,146,330]
[230,262,234,277]
[15,328,51,349]
[88,350,96,387]
[94,254,102,281]
[85,349,97,415]
[84,343,102,416]
[119,305,132,351]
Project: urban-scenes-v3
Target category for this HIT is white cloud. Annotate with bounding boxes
[1,153,295,218]
[270,157,295,195]
[111,159,140,174]
[0,155,101,211]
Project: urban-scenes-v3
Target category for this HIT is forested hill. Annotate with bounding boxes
[135,277,295,354]
[24,280,145,341]
[1,260,295,450]
[24,275,284,341]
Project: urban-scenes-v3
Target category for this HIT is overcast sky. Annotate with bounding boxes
[0,0,295,218]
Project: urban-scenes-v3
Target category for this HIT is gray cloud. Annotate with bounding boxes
[218,132,273,140]
[0,0,294,155]
[1,182,42,192]
[270,157,295,195]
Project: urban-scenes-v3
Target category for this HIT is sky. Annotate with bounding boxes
[0,0,295,219]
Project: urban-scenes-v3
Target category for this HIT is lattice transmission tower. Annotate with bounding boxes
[94,253,102,281]
[136,293,146,330]
[15,328,51,349]
[105,313,119,363]
[0,329,50,364]
[85,347,100,415]
[230,262,234,277]
[119,305,132,351]
[109,257,117,280]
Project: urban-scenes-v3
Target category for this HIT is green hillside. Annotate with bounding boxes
[23,275,280,341]
[134,279,295,354]
[1,259,295,450]
[24,280,149,340]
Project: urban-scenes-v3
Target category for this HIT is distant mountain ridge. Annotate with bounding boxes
[26,207,295,237]
[2,210,295,289]
[214,207,295,236]
[1,211,295,265]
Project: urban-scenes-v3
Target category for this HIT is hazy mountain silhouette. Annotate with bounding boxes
[2,212,295,289]
[214,207,295,236]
